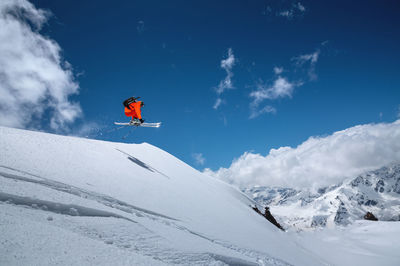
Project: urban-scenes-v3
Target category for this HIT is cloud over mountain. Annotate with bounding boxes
[205,120,400,190]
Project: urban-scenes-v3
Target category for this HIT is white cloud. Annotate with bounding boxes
[249,105,276,119]
[0,0,81,131]
[215,48,236,95]
[213,48,236,109]
[193,153,206,166]
[205,120,400,190]
[213,98,223,110]
[249,77,298,118]
[295,51,319,64]
[295,2,306,12]
[292,49,320,80]
[273,66,284,75]
[262,6,272,16]
[137,20,145,33]
[251,76,295,103]
[221,48,235,70]
[278,1,306,19]
[248,46,320,118]
[279,10,292,18]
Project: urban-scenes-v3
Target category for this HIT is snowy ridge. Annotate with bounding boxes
[0,126,325,266]
[245,163,400,230]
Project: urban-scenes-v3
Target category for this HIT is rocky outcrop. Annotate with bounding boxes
[252,206,284,231]
[311,215,328,227]
[334,201,350,225]
[364,212,378,221]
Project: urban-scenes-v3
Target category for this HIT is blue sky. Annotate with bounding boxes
[2,0,400,171]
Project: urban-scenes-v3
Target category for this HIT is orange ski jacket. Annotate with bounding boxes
[124,101,143,119]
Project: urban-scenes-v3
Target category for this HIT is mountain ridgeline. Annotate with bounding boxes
[244,163,400,230]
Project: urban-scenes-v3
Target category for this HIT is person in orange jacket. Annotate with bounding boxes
[123,97,144,123]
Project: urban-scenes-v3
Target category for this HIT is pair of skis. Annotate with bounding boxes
[114,121,161,128]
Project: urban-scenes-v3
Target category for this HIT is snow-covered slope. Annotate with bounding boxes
[292,220,400,266]
[0,126,324,266]
[245,164,400,230]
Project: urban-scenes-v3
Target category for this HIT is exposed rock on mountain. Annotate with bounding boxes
[252,206,284,231]
[364,212,378,221]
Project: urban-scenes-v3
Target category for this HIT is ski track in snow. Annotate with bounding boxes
[0,166,289,266]
[0,166,176,220]
[0,192,137,222]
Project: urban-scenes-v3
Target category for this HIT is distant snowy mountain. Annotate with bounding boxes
[244,163,400,230]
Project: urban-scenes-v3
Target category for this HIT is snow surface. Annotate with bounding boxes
[1,126,399,265]
[292,220,400,266]
[1,126,323,265]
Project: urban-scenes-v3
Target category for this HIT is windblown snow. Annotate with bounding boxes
[1,126,399,265]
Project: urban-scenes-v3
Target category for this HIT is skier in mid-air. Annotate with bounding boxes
[123,96,144,124]
[115,96,160,128]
